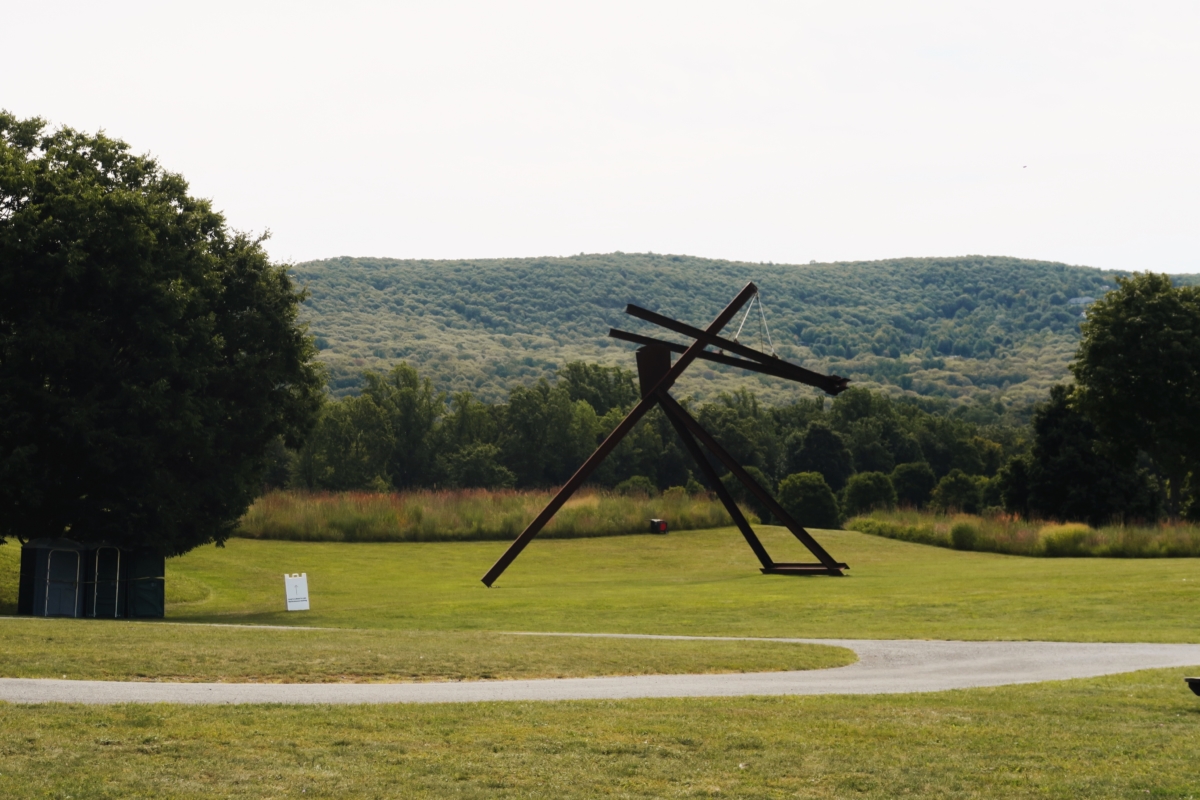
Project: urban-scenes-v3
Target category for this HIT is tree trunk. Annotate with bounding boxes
[1165,468,1184,521]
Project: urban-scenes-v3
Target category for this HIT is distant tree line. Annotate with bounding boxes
[274,275,1200,528]
[272,358,1031,524]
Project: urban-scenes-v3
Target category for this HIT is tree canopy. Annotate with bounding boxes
[842,471,898,516]
[998,384,1159,525]
[1071,273,1200,516]
[0,113,324,555]
[776,472,840,529]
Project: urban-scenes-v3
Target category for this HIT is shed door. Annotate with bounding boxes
[93,547,121,618]
[45,549,80,617]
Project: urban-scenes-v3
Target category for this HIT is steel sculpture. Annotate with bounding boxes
[481,282,851,587]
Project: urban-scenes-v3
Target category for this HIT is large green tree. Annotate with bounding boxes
[558,361,638,416]
[998,385,1159,525]
[890,462,936,508]
[361,364,444,489]
[929,470,982,514]
[783,422,854,491]
[499,379,600,486]
[1071,273,1200,516]
[292,397,394,491]
[0,113,324,555]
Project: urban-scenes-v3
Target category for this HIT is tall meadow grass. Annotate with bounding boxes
[237,488,747,543]
[846,509,1200,558]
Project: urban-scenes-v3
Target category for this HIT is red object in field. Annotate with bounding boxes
[649,519,668,534]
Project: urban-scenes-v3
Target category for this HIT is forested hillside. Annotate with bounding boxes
[291,253,1195,407]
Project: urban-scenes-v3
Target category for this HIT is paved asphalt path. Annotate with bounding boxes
[3,633,1198,705]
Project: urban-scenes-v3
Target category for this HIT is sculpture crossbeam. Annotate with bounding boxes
[481,282,849,587]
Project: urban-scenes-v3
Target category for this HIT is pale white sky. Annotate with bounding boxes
[6,1,1199,272]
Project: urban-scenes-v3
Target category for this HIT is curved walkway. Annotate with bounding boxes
[3,634,1198,705]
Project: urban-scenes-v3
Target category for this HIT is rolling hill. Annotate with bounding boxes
[289,253,1196,408]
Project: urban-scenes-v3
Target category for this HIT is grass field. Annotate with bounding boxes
[1,668,1198,797]
[3,524,1200,685]
[164,527,1200,641]
[7,524,1200,643]
[0,620,852,683]
[4,528,1200,797]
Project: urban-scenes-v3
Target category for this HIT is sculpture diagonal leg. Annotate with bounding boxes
[656,392,846,575]
[659,403,775,570]
[480,282,848,586]
[480,282,760,587]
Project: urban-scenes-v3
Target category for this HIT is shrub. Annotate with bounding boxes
[614,475,657,496]
[842,472,898,517]
[891,462,937,508]
[1039,523,1094,557]
[777,472,840,529]
[846,510,1200,558]
[950,522,978,550]
[930,469,982,513]
[848,517,946,547]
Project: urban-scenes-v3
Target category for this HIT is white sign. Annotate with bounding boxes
[284,573,310,611]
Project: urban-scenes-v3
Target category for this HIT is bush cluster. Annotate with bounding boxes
[275,363,1023,531]
[846,511,1200,558]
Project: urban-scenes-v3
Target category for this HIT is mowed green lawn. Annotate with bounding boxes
[0,531,867,683]
[1,669,1198,798]
[0,621,853,683]
[148,526,1200,640]
[2,525,1200,683]
[3,529,1200,798]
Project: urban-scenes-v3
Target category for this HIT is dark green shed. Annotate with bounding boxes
[17,539,165,618]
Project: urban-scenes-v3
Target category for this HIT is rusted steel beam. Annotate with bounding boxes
[610,327,831,385]
[480,283,760,587]
[624,305,850,395]
[634,343,673,399]
[656,390,775,570]
[662,409,775,570]
[634,344,772,568]
[656,392,845,575]
[763,565,848,575]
